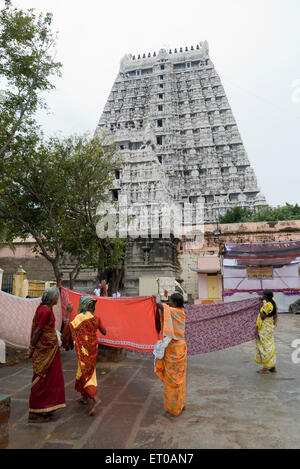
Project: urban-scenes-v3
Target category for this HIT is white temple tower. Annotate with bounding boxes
[95,42,266,295]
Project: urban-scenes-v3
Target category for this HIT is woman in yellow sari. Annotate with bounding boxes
[254,290,278,374]
[154,293,187,416]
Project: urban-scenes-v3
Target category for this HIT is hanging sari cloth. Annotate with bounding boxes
[155,304,187,416]
[29,305,66,414]
[254,302,276,369]
[69,297,103,399]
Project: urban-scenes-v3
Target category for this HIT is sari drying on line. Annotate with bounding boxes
[254,301,277,369]
[60,287,159,353]
[155,304,187,416]
[29,305,66,414]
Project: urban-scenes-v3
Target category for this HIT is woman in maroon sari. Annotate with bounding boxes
[26,287,66,423]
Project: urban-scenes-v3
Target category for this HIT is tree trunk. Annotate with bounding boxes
[97,247,105,282]
[68,261,82,290]
[69,273,74,291]
[51,260,63,287]
[110,267,123,294]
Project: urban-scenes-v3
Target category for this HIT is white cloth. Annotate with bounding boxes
[94,288,101,296]
[153,336,172,370]
[0,290,62,348]
[56,330,62,347]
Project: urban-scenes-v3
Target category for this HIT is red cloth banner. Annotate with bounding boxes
[60,287,159,353]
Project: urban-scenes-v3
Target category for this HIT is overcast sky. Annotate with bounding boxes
[12,0,300,206]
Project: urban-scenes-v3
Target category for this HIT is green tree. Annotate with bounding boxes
[58,135,125,291]
[94,237,126,294]
[0,2,126,291]
[0,0,61,157]
[219,203,300,224]
[0,133,120,286]
[250,203,300,222]
[219,206,253,224]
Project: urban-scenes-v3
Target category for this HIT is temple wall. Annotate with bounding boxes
[178,252,198,300]
[1,220,299,298]
[179,219,300,301]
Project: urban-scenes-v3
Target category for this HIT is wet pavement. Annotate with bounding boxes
[1,314,300,449]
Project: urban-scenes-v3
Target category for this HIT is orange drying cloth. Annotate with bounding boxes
[60,287,159,353]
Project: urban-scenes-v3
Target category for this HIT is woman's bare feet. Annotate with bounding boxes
[78,397,88,405]
[28,412,51,423]
[256,368,270,374]
[88,397,101,416]
[269,367,277,373]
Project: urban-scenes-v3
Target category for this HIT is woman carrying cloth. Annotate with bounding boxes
[64,296,106,416]
[154,293,187,416]
[254,289,278,374]
[27,287,66,423]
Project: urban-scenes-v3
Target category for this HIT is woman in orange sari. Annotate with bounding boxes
[27,287,66,423]
[154,293,187,416]
[63,296,106,416]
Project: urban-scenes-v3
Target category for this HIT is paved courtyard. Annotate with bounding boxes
[1,314,300,449]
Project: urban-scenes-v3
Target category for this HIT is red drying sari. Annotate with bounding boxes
[29,305,66,414]
[69,312,103,399]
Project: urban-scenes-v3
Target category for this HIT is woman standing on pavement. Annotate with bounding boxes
[62,296,106,416]
[254,289,278,374]
[27,287,66,423]
[154,293,187,416]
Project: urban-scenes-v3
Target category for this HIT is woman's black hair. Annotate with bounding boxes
[155,307,161,334]
[170,293,184,308]
[263,289,277,315]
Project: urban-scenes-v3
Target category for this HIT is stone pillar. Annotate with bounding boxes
[0,394,10,449]
[23,278,29,298]
[12,266,27,297]
[0,268,3,290]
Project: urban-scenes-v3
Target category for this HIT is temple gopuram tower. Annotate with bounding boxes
[95,41,266,295]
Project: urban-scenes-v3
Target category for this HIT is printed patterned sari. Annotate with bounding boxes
[70,312,100,399]
[29,305,66,414]
[155,304,187,416]
[254,302,276,369]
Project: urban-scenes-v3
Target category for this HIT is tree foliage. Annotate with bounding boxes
[0,2,126,290]
[219,203,300,224]
[218,206,253,224]
[0,0,62,157]
[0,133,122,286]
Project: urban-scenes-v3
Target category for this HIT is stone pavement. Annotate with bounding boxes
[1,314,300,449]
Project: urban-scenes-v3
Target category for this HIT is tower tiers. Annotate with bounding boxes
[96,41,266,224]
[95,42,266,295]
